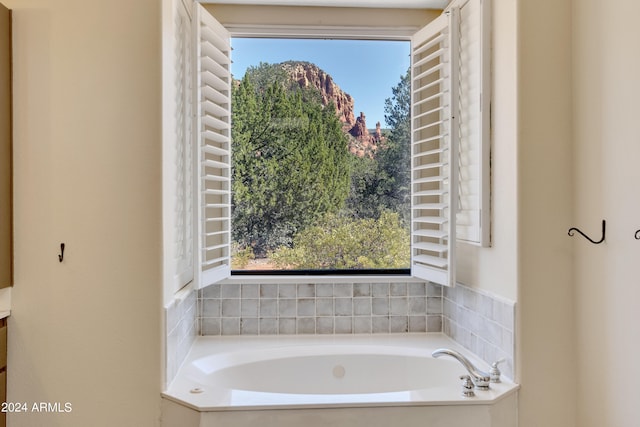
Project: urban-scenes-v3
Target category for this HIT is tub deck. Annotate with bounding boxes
[163,333,518,412]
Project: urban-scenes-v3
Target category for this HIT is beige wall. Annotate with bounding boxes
[516,0,576,426]
[6,0,163,426]
[573,0,640,425]
[7,0,640,426]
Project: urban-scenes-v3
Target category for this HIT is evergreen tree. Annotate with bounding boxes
[379,68,412,225]
[343,68,411,225]
[231,72,351,257]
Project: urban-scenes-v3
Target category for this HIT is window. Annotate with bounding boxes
[169,0,490,290]
[229,38,412,275]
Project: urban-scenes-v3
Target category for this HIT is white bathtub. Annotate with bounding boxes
[161,334,518,427]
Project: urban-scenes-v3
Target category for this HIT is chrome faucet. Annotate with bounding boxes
[432,348,491,390]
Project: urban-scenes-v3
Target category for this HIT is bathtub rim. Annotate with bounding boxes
[163,332,519,412]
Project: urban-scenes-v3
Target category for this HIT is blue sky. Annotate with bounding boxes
[231,38,410,128]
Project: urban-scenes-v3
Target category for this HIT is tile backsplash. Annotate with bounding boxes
[442,283,516,380]
[199,281,444,335]
[193,280,516,380]
[165,287,197,388]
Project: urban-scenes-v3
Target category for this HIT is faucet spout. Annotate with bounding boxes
[432,348,491,390]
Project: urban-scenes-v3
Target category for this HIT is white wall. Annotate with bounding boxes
[6,1,163,426]
[573,0,640,425]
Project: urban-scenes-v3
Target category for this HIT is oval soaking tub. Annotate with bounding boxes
[161,334,518,427]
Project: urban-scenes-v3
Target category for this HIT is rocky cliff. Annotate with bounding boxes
[280,61,384,157]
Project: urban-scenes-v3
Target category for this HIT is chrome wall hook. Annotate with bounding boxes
[568,220,606,244]
[58,243,65,262]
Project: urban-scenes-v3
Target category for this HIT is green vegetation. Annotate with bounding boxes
[231,64,351,258]
[270,212,409,270]
[231,63,411,270]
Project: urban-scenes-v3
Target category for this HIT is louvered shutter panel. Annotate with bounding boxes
[410,9,459,287]
[174,0,194,288]
[455,0,490,246]
[194,4,232,286]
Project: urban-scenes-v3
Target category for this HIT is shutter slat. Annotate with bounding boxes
[203,129,229,144]
[413,241,448,253]
[413,203,449,210]
[413,175,445,184]
[414,229,448,239]
[203,145,229,157]
[413,254,448,269]
[201,69,228,92]
[413,216,449,224]
[204,159,228,169]
[202,95,229,118]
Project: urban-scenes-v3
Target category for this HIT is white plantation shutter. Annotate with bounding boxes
[174,0,194,288]
[194,3,232,286]
[454,0,490,246]
[410,9,459,287]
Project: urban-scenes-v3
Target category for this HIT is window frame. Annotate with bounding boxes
[183,0,490,288]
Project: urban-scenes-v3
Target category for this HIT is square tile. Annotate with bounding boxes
[408,315,426,332]
[335,317,353,334]
[316,298,334,316]
[408,282,426,296]
[221,299,240,317]
[390,297,408,315]
[241,318,259,335]
[353,283,371,297]
[372,316,390,333]
[390,283,407,296]
[260,284,278,298]
[372,297,389,315]
[297,283,315,297]
[279,299,296,317]
[354,317,372,333]
[202,299,220,318]
[241,298,259,317]
[316,283,334,297]
[333,283,353,297]
[297,299,315,316]
[353,298,371,316]
[260,299,278,317]
[221,283,240,298]
[279,283,297,298]
[260,318,278,335]
[390,316,408,333]
[372,283,389,297]
[335,298,353,316]
[241,283,259,298]
[316,317,334,334]
[297,318,315,334]
[278,318,296,334]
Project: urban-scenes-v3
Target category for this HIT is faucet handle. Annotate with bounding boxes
[459,375,475,397]
[490,358,505,383]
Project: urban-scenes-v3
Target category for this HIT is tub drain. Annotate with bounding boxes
[190,387,204,394]
[332,365,346,379]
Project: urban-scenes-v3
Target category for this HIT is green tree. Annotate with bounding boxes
[231,72,351,257]
[270,212,410,270]
[379,68,412,225]
[343,68,411,225]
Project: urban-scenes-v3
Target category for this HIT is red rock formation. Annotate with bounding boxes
[280,61,384,157]
[281,62,355,128]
